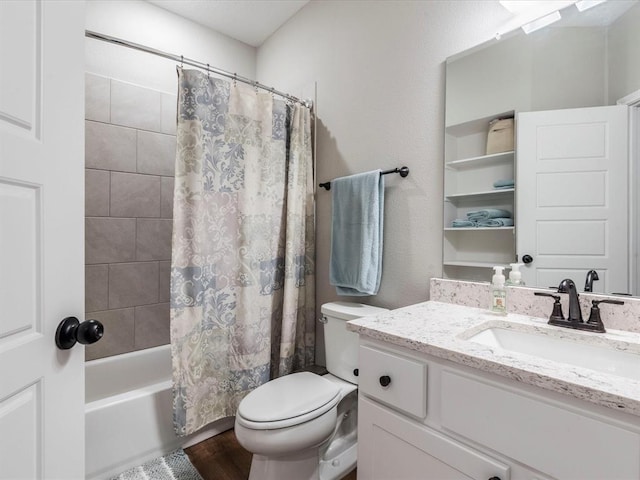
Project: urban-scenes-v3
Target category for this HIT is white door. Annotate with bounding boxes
[0,1,85,479]
[517,105,629,293]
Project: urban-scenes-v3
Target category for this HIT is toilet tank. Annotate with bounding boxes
[321,302,388,385]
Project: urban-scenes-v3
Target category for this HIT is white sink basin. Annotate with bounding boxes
[467,325,640,381]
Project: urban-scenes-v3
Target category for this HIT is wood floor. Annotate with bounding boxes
[185,429,357,480]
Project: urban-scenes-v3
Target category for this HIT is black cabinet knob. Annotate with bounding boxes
[522,254,533,264]
[55,317,104,350]
[488,477,501,480]
[379,375,391,387]
[353,368,359,377]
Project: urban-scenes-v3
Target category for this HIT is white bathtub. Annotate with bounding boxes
[85,344,234,480]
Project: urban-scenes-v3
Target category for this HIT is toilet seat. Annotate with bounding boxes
[236,372,341,430]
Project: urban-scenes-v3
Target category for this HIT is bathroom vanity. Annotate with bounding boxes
[349,301,640,480]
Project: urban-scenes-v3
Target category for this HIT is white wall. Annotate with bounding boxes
[608,3,640,104]
[85,0,256,93]
[446,26,607,127]
[256,1,511,327]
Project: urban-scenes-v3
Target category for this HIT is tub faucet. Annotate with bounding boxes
[584,269,599,292]
[558,278,583,323]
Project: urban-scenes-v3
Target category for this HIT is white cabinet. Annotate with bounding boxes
[444,112,516,282]
[357,340,640,480]
[440,370,640,480]
[359,396,510,480]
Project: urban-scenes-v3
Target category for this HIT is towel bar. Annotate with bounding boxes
[319,166,409,191]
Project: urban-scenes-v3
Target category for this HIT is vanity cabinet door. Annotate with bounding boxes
[440,370,640,480]
[358,395,510,480]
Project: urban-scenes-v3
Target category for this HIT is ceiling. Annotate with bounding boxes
[147,0,310,47]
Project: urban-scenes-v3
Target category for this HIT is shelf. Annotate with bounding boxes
[445,110,515,136]
[446,151,514,170]
[444,227,514,232]
[443,261,509,268]
[445,188,514,202]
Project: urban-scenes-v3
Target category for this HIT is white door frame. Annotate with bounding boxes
[618,90,640,295]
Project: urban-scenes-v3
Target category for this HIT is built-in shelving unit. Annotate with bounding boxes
[443,111,516,281]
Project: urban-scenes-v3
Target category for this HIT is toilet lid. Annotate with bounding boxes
[237,372,340,427]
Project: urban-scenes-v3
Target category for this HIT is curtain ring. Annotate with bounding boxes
[180,55,183,68]
[232,74,237,88]
[206,64,210,78]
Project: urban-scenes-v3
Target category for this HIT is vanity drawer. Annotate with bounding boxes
[358,345,427,418]
[440,370,640,479]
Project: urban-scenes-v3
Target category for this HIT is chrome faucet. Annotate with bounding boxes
[584,269,599,292]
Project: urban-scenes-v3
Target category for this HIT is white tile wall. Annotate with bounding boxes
[85,121,137,172]
[110,172,161,218]
[85,73,110,123]
[137,130,176,176]
[85,169,110,216]
[85,74,178,359]
[161,93,178,135]
[111,80,162,132]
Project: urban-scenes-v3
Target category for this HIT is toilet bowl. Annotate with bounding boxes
[235,372,342,457]
[234,302,388,480]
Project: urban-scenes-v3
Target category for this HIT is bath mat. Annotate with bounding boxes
[109,449,203,480]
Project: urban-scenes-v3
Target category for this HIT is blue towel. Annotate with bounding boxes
[330,170,384,296]
[467,209,512,221]
[451,219,477,228]
[476,218,514,227]
[493,179,514,189]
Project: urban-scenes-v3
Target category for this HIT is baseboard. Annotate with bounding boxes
[182,416,236,449]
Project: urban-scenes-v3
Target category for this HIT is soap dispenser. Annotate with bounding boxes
[506,263,525,286]
[490,266,507,315]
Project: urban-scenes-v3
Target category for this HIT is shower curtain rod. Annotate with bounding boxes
[85,30,312,108]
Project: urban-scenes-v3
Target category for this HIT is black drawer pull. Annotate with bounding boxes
[379,375,391,387]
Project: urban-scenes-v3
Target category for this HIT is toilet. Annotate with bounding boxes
[234,301,388,480]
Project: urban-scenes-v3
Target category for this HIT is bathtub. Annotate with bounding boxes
[85,344,234,480]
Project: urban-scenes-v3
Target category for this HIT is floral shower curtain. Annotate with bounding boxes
[170,69,315,436]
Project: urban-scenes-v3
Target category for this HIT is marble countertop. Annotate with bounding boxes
[347,301,640,417]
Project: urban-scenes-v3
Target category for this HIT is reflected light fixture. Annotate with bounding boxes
[521,10,562,34]
[575,0,607,12]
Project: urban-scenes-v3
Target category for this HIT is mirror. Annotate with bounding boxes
[444,0,640,295]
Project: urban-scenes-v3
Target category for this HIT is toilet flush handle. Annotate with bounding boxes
[318,315,328,324]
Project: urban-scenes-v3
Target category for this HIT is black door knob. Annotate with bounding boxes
[522,254,533,264]
[379,375,391,387]
[55,317,104,350]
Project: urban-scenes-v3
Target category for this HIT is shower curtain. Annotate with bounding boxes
[170,69,315,436]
